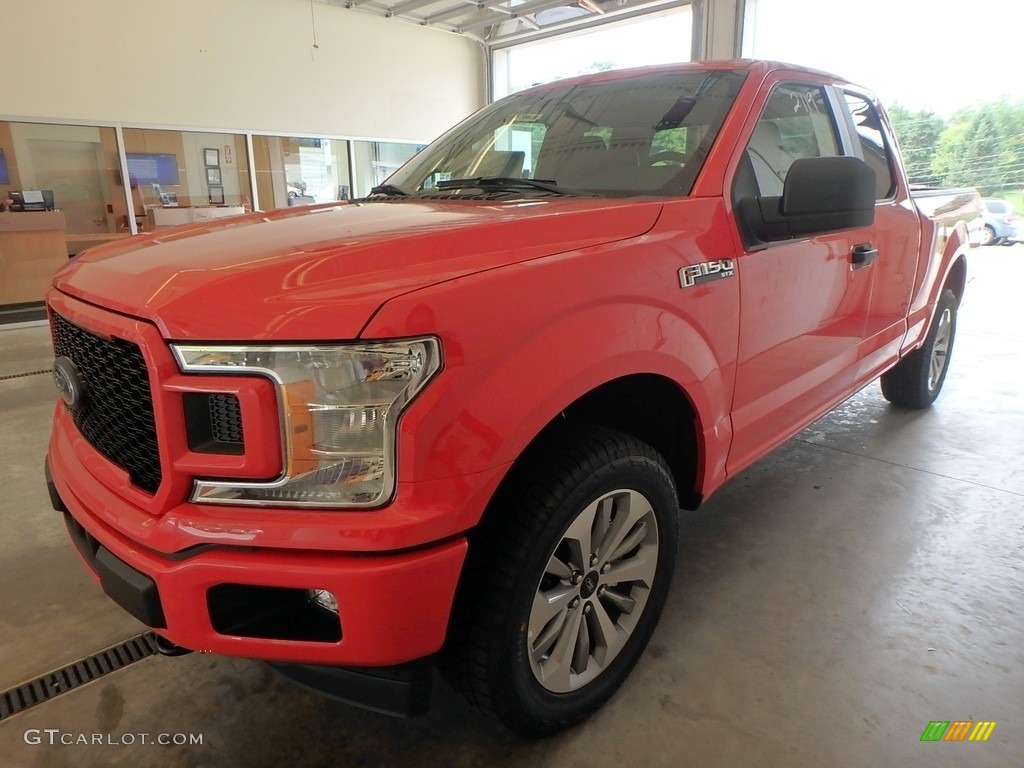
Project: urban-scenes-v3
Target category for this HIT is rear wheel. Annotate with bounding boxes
[441,425,679,736]
[880,289,957,408]
[980,225,996,246]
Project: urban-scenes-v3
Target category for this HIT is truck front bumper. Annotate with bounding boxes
[46,459,467,703]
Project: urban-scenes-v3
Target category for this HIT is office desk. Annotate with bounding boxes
[0,211,68,305]
[147,206,246,230]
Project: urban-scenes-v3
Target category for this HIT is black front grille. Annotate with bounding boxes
[51,313,162,494]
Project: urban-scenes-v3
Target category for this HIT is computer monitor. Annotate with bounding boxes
[126,152,180,186]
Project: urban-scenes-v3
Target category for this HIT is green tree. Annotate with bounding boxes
[931,99,1024,195]
[887,104,945,186]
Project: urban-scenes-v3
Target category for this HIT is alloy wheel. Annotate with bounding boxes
[527,488,660,693]
[929,307,953,390]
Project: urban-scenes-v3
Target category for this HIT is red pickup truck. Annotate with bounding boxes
[45,60,975,736]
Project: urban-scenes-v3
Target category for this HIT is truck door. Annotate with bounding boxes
[839,90,922,382]
[726,81,875,473]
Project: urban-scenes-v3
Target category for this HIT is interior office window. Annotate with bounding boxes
[843,93,897,199]
[0,121,123,245]
[251,136,351,210]
[352,141,421,198]
[121,129,251,232]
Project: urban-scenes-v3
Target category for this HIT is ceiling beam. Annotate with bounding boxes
[486,0,689,47]
[386,0,444,16]
[423,1,487,24]
[457,11,516,32]
[458,0,578,32]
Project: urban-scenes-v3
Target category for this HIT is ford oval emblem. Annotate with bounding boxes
[53,356,86,412]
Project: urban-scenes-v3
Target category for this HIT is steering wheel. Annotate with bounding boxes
[647,151,688,167]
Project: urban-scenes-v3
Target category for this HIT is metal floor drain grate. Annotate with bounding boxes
[0,632,158,720]
[0,369,50,382]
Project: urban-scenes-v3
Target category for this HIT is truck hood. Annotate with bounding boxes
[53,198,662,340]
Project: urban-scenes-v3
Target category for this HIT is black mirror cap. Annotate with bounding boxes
[737,156,878,247]
[781,156,876,234]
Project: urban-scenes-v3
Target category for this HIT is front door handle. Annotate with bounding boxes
[851,243,878,269]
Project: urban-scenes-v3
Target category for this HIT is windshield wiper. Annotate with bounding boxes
[435,177,588,196]
[368,183,411,197]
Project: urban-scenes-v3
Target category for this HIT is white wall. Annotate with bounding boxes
[0,0,486,142]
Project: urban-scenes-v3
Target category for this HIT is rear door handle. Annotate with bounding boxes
[851,243,877,269]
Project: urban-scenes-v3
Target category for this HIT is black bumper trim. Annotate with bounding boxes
[47,459,167,629]
[92,546,167,629]
[269,658,434,718]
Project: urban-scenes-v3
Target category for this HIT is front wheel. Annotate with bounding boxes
[441,425,679,737]
[880,289,958,408]
[980,225,996,246]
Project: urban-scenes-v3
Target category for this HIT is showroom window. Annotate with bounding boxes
[352,141,422,198]
[0,118,427,319]
[121,128,252,232]
[0,121,127,314]
[0,121,124,247]
[251,135,352,210]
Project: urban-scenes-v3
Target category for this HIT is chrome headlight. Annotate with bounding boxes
[171,339,440,508]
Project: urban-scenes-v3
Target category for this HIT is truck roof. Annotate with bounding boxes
[513,59,853,96]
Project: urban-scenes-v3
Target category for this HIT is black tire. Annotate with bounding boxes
[441,424,679,737]
[980,225,996,246]
[880,289,957,408]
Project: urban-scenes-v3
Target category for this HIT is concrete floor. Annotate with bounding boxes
[0,247,1021,767]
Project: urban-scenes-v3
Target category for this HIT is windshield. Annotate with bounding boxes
[384,69,746,199]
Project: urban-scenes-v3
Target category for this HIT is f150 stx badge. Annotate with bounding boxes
[678,259,736,288]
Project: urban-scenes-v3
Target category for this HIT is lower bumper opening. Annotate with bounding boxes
[207,584,342,643]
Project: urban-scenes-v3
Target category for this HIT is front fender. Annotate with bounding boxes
[363,236,739,516]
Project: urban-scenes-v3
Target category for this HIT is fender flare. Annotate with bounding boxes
[380,297,732,500]
[904,218,970,353]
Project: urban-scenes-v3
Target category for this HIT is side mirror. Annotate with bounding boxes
[738,156,876,245]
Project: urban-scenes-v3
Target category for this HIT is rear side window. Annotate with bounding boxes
[744,83,841,197]
[843,93,896,199]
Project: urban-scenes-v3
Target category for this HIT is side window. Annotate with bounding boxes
[843,93,897,199]
[744,83,841,197]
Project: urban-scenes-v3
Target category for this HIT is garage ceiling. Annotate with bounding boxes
[329,0,690,46]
